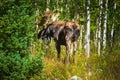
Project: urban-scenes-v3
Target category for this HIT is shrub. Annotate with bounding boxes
[0,0,44,79]
[0,51,43,80]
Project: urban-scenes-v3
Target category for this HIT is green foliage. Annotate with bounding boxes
[0,51,43,80]
[101,49,120,80]
[0,0,44,79]
[91,25,96,31]
[0,0,120,80]
[86,49,120,80]
[0,0,35,53]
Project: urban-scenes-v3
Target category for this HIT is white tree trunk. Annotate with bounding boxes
[85,0,90,58]
[98,0,103,56]
[35,5,39,33]
[66,0,69,19]
[103,0,108,53]
[60,0,63,13]
[79,25,83,54]
[94,22,98,48]
[111,23,114,48]
[110,3,116,49]
[47,0,50,9]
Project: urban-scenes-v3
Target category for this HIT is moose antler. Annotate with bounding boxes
[42,12,60,28]
[35,8,52,27]
[51,12,60,22]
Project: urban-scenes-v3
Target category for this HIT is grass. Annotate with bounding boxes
[37,55,87,80]
[29,40,120,80]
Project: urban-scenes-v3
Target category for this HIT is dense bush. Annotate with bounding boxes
[0,0,44,79]
[0,51,43,80]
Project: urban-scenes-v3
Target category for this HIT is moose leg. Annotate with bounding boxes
[44,38,49,54]
[56,43,61,60]
[73,41,77,64]
[65,40,71,65]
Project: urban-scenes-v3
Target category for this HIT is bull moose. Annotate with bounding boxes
[37,10,80,64]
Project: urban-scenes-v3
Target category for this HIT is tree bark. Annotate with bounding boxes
[60,0,63,13]
[66,0,69,19]
[110,2,116,50]
[103,0,108,53]
[98,0,103,56]
[84,0,90,58]
[47,0,50,9]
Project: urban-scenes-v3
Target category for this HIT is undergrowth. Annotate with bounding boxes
[30,40,120,80]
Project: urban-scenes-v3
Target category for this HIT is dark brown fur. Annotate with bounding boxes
[38,20,80,64]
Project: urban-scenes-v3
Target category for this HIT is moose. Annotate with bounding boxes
[37,10,80,64]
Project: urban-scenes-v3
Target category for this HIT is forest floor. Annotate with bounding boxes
[31,50,120,80]
[30,41,120,80]
[41,55,86,80]
[33,53,98,80]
